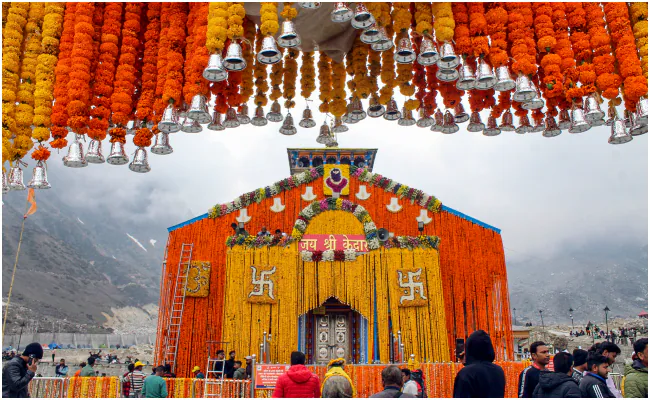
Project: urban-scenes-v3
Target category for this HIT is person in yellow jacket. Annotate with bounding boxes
[321,358,356,398]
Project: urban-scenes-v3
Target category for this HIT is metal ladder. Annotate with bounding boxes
[162,243,193,373]
[204,341,230,397]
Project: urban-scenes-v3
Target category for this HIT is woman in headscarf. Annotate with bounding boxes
[321,358,356,398]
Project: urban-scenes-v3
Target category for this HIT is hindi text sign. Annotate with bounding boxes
[255,364,291,389]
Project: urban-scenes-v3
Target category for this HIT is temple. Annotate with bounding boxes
[156,147,513,376]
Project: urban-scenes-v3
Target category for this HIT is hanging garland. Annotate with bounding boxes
[485,3,508,70]
[452,3,471,60]
[283,48,298,109]
[240,18,255,105]
[533,3,562,103]
[182,2,208,106]
[206,2,228,55]
[161,2,187,107]
[468,3,488,59]
[65,2,94,135]
[413,36,426,111]
[629,3,648,79]
[318,53,332,113]
[330,60,347,117]
[260,2,279,37]
[253,27,269,107]
[300,51,316,100]
[566,3,596,99]
[585,3,621,101]
[432,2,454,44]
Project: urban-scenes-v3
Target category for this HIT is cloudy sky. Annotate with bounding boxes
[40,92,648,264]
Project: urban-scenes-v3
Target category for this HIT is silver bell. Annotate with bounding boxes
[371,27,394,52]
[440,110,459,134]
[608,116,633,144]
[494,65,516,92]
[180,116,203,133]
[483,115,501,136]
[85,139,105,164]
[453,103,469,123]
[298,107,316,128]
[267,100,283,122]
[558,109,571,129]
[257,36,282,65]
[521,89,544,110]
[187,94,211,123]
[223,42,247,71]
[383,99,401,121]
[316,122,331,144]
[368,96,385,117]
[569,106,590,133]
[223,108,240,128]
[63,136,88,168]
[394,36,416,64]
[106,140,129,165]
[332,116,348,133]
[456,59,476,90]
[437,42,459,69]
[431,109,444,132]
[207,112,226,131]
[251,106,268,126]
[499,110,515,131]
[203,53,228,82]
[515,115,532,134]
[542,115,562,137]
[583,94,605,122]
[126,120,137,135]
[279,113,297,135]
[2,170,9,194]
[514,74,536,102]
[8,164,26,190]
[361,24,381,44]
[636,96,648,126]
[341,106,354,124]
[630,110,648,136]
[128,147,151,173]
[237,104,251,124]
[437,68,459,82]
[351,3,375,29]
[158,104,181,133]
[278,20,301,48]
[398,108,416,126]
[531,116,545,132]
[331,2,353,23]
[417,36,439,66]
[467,111,485,132]
[475,59,496,90]
[350,97,366,121]
[300,2,321,9]
[151,132,174,155]
[416,108,434,128]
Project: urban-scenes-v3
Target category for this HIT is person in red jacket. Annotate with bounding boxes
[272,351,320,398]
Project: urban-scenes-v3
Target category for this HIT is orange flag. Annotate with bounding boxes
[24,188,37,218]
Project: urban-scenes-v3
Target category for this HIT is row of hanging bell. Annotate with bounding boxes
[300,2,321,9]
[3,161,52,192]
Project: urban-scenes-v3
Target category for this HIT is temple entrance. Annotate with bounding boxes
[299,297,369,364]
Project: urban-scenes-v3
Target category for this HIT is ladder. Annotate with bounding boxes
[204,341,230,397]
[162,243,193,373]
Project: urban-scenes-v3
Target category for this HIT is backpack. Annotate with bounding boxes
[410,370,427,398]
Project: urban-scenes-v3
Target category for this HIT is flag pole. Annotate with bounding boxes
[2,193,31,337]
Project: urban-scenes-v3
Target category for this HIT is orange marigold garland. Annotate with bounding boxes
[109,3,142,144]
[604,3,648,111]
[90,3,104,80]
[566,3,596,99]
[548,3,578,104]
[533,3,562,102]
[31,145,51,162]
[485,3,509,69]
[153,3,171,121]
[240,18,256,105]
[49,2,76,149]
[507,3,537,78]
[161,3,188,107]
[468,3,489,59]
[452,3,472,61]
[393,4,414,100]
[88,3,122,142]
[182,2,209,106]
[413,36,427,112]
[318,53,332,113]
[66,2,95,135]
[585,2,621,101]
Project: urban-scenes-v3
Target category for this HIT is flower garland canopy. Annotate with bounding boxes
[3,2,648,191]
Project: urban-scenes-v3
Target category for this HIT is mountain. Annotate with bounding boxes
[507,242,648,325]
[2,187,173,333]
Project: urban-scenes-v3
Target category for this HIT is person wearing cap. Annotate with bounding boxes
[126,361,147,397]
[2,342,42,397]
[80,356,96,377]
[245,356,253,379]
[192,366,205,379]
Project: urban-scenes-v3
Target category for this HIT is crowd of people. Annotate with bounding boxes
[572,324,645,345]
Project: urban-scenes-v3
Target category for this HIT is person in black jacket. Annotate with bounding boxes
[224,350,236,378]
[533,352,581,398]
[452,330,506,398]
[518,341,550,398]
[571,349,588,384]
[2,342,42,398]
[579,352,615,398]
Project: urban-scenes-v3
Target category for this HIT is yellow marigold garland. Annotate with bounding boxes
[318,53,332,113]
[300,51,316,100]
[32,2,64,146]
[240,18,255,104]
[206,2,228,54]
[377,5,395,105]
[330,60,347,117]
[432,2,454,43]
[414,2,433,35]
[351,35,371,99]
[260,2,279,36]
[269,47,285,101]
[227,2,245,39]
[391,2,410,33]
[629,3,648,78]
[283,48,298,109]
[253,27,269,106]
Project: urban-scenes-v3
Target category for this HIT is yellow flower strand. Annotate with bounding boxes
[415,2,433,35]
[227,2,244,39]
[283,48,298,108]
[253,27,269,106]
[260,2,279,36]
[280,2,298,21]
[391,2,411,33]
[432,2,455,43]
[629,3,648,78]
[33,2,64,143]
[351,35,371,99]
[318,53,332,113]
[240,18,255,103]
[269,47,285,101]
[379,26,396,105]
[14,2,44,160]
[300,51,316,100]
[330,61,347,116]
[206,2,229,54]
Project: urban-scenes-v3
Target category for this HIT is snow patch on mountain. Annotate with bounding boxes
[149,239,157,247]
[77,218,84,225]
[126,233,147,252]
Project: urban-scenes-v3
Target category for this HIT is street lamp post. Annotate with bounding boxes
[513,308,517,326]
[569,308,574,331]
[539,310,545,340]
[604,306,610,341]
